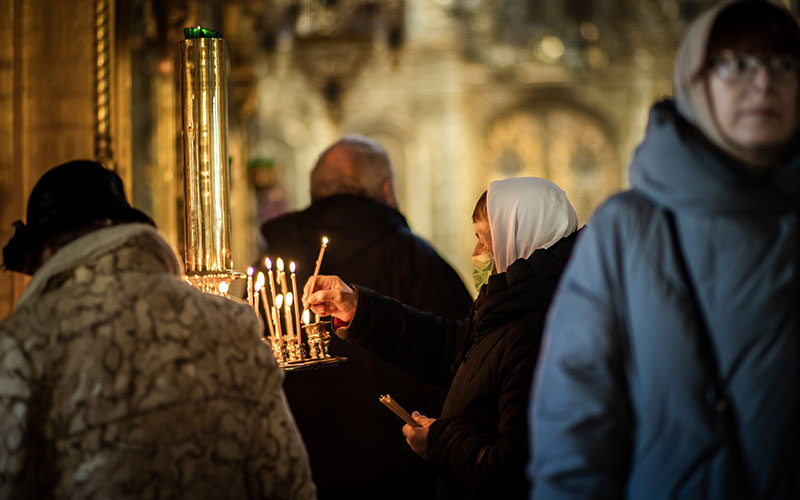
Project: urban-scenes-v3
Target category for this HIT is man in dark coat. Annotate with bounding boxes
[258,135,472,500]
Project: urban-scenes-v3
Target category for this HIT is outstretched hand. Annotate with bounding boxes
[402,411,436,459]
[302,275,358,324]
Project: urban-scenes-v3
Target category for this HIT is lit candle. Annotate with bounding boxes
[311,236,329,282]
[265,258,282,339]
[290,262,302,341]
[257,272,276,340]
[302,308,311,326]
[246,266,255,307]
[218,281,230,295]
[309,237,328,323]
[284,292,295,341]
[274,294,284,339]
[273,294,283,338]
[254,272,265,320]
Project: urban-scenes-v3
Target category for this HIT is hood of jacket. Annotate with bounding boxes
[629,100,800,215]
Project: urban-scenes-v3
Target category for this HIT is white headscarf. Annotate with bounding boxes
[487,177,578,273]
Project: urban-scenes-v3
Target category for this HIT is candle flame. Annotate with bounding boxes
[275,294,283,308]
[302,309,310,325]
[255,272,265,291]
[286,292,293,306]
[277,258,284,272]
[265,257,272,270]
[218,281,230,294]
[322,236,329,246]
[290,261,296,273]
[247,266,254,276]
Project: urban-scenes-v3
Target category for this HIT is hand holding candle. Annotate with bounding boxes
[303,274,358,324]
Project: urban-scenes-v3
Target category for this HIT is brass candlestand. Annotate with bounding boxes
[262,319,345,372]
[180,27,242,294]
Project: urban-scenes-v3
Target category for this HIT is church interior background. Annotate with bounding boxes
[1,0,798,317]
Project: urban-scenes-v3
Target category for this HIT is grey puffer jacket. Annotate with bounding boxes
[530,101,800,500]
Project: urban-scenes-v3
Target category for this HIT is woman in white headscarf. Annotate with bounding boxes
[531,1,800,499]
[304,177,581,500]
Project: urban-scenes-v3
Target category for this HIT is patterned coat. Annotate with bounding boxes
[0,224,315,499]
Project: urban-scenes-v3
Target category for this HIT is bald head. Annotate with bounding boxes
[310,135,397,207]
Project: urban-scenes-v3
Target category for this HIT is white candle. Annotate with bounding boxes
[261,294,275,337]
[309,237,328,323]
[253,279,262,320]
[246,266,254,307]
[258,273,276,341]
[266,258,282,339]
[290,262,302,341]
[284,292,295,341]
[311,236,328,280]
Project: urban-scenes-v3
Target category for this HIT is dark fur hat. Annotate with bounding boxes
[2,160,154,274]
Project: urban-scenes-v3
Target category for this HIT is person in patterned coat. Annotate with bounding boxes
[0,160,315,499]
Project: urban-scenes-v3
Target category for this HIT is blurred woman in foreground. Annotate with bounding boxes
[530,1,800,498]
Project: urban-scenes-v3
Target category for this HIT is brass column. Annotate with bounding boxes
[180,28,241,293]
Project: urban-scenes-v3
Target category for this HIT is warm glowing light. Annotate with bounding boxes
[277,258,284,272]
[265,257,272,270]
[255,272,265,291]
[218,282,229,294]
[275,294,283,308]
[302,309,310,325]
[539,36,565,62]
[580,22,600,42]
[286,292,294,306]
[290,261,296,273]
[322,236,329,246]
[247,266,254,276]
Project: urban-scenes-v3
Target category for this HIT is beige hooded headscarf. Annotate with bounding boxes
[673,0,798,166]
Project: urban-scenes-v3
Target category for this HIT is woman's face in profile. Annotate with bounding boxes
[707,50,799,153]
[473,217,492,257]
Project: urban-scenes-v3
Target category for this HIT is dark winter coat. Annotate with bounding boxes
[259,194,472,500]
[339,230,580,500]
[531,100,800,500]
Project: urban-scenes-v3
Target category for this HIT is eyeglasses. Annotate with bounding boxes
[711,50,800,84]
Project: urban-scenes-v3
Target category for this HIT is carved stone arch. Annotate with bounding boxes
[484,96,622,223]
